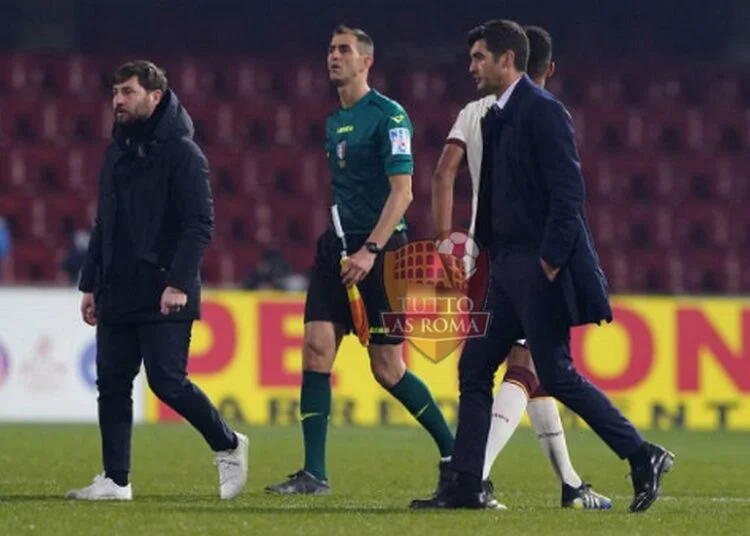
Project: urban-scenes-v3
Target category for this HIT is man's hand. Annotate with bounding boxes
[540,258,560,282]
[341,247,376,287]
[80,292,97,326]
[161,286,188,315]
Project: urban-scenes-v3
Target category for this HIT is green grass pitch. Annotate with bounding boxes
[1,424,749,535]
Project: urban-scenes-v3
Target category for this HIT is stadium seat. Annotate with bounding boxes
[204,147,244,195]
[223,60,275,99]
[616,204,673,250]
[213,195,258,247]
[682,249,734,294]
[56,97,112,144]
[45,55,103,96]
[729,203,750,249]
[672,202,731,248]
[594,247,632,293]
[0,194,41,242]
[576,108,641,153]
[11,242,63,282]
[585,203,618,248]
[582,156,626,202]
[43,195,92,242]
[65,145,105,195]
[642,108,704,154]
[629,249,684,294]
[2,97,60,142]
[6,145,67,194]
[292,62,330,102]
[170,58,218,100]
[0,52,743,292]
[703,107,750,154]
[0,54,48,95]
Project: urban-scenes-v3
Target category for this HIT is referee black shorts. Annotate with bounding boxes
[304,229,408,345]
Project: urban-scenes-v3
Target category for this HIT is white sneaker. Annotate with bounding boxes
[65,474,132,501]
[216,432,248,500]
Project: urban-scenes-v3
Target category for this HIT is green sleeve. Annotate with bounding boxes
[379,108,414,176]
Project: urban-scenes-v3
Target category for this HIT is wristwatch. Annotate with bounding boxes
[365,241,382,254]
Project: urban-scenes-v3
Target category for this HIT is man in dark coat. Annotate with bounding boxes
[411,20,674,512]
[66,60,248,501]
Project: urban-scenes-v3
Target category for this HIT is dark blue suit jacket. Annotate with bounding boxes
[475,75,613,327]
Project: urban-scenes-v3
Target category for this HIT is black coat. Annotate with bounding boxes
[79,89,213,323]
[475,75,613,327]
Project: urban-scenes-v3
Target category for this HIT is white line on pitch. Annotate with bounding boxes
[613,495,750,503]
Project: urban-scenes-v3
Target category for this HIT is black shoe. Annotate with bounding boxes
[480,480,507,510]
[629,443,675,513]
[561,482,612,510]
[435,460,457,496]
[410,479,484,510]
[265,469,331,495]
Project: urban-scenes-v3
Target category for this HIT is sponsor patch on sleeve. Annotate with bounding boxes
[389,127,411,155]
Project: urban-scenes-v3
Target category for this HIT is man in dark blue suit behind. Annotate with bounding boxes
[411,19,674,513]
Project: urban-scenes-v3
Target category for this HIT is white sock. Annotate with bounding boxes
[482,381,528,480]
[527,397,583,488]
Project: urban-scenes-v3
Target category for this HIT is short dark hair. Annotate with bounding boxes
[112,60,168,92]
[333,24,374,56]
[467,19,529,72]
[524,26,553,80]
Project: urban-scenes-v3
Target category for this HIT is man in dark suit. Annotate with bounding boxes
[66,60,248,501]
[411,20,674,513]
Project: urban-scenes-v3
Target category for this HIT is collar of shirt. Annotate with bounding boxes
[494,75,523,110]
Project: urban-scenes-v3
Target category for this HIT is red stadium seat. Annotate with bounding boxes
[169,58,218,100]
[56,97,112,143]
[576,108,642,153]
[292,62,330,102]
[65,145,105,195]
[412,149,440,199]
[180,98,237,147]
[232,101,276,146]
[223,60,275,99]
[45,55,103,96]
[681,249,735,294]
[616,204,674,250]
[703,107,750,154]
[629,249,684,294]
[11,242,63,282]
[0,52,745,290]
[204,148,244,195]
[0,54,48,95]
[6,145,67,194]
[400,70,447,104]
[594,247,631,293]
[44,195,92,242]
[585,203,618,248]
[212,195,257,247]
[584,156,630,201]
[642,108,704,154]
[672,202,731,248]
[729,203,750,249]
[2,98,60,142]
[0,194,45,242]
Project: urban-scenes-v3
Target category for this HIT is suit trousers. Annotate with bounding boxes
[96,321,236,474]
[450,251,644,480]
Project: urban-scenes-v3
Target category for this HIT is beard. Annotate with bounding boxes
[114,106,151,139]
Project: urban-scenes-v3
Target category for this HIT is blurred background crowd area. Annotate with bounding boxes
[0,0,748,294]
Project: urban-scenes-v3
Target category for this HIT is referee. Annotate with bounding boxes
[265,25,456,496]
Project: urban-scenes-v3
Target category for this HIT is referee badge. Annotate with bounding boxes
[336,140,346,168]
